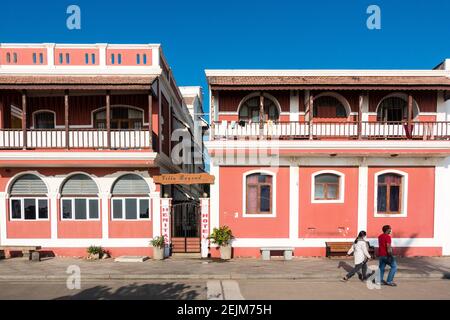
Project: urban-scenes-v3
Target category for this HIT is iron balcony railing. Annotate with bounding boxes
[0,129,151,149]
[211,121,450,140]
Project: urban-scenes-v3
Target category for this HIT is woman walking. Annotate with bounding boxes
[341,231,373,282]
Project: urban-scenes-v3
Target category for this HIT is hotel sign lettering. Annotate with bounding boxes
[153,173,215,185]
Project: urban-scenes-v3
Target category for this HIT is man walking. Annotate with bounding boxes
[378,225,397,286]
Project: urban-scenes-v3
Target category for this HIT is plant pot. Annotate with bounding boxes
[220,244,232,260]
[153,246,165,260]
[88,253,100,260]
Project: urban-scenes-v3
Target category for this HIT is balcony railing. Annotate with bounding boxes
[211,121,450,140]
[0,129,151,149]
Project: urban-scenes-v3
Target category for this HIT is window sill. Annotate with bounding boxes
[311,199,344,204]
[374,213,407,218]
[242,213,276,218]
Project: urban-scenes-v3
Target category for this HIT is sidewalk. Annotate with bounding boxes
[1,256,449,281]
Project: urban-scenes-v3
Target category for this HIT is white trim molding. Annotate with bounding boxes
[242,169,277,218]
[373,169,409,218]
[311,170,345,204]
[289,166,299,239]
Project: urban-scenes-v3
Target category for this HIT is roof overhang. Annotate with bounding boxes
[0,74,159,91]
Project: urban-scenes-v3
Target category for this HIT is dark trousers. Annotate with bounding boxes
[346,261,368,280]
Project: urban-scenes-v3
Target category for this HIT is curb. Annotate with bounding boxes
[0,272,447,281]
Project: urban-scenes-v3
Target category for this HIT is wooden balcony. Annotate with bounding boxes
[0,129,151,150]
[211,121,450,141]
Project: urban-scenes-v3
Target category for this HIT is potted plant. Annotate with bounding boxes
[150,236,166,260]
[87,246,103,260]
[209,226,234,260]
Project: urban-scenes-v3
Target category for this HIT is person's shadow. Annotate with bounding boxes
[337,260,354,273]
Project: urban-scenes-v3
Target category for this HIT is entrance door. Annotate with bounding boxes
[171,201,201,253]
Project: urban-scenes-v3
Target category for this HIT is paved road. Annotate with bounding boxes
[0,279,449,300]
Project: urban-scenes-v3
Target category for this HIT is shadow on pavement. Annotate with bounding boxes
[54,282,203,300]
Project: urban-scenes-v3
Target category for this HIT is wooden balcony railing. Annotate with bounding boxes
[211,121,450,140]
[0,129,151,149]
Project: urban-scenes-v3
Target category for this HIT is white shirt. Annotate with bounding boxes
[347,240,371,265]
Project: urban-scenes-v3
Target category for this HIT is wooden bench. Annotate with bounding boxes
[0,246,42,260]
[261,247,294,260]
[325,242,375,258]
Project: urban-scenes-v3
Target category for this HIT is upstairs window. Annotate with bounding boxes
[6,53,11,63]
[377,97,408,122]
[39,53,44,64]
[91,53,96,64]
[136,54,141,65]
[313,96,348,118]
[34,111,55,129]
[65,53,70,64]
[94,106,144,129]
[238,96,279,122]
[85,53,89,64]
[33,53,37,64]
[245,173,274,215]
[13,53,17,64]
[118,54,122,64]
[59,53,63,64]
[143,54,147,64]
[111,54,115,64]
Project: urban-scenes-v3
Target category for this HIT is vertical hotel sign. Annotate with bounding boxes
[200,198,210,258]
[160,198,171,255]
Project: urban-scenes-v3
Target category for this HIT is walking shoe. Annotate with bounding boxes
[340,277,349,282]
[385,282,397,287]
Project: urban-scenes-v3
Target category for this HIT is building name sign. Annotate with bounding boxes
[153,173,215,185]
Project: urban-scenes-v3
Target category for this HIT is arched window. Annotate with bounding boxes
[60,174,99,220]
[239,96,279,122]
[9,174,48,220]
[245,173,274,215]
[34,111,55,129]
[377,97,409,122]
[111,174,150,220]
[313,96,348,119]
[376,173,403,214]
[314,173,340,200]
[94,106,144,129]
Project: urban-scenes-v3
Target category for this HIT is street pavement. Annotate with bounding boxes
[0,278,449,300]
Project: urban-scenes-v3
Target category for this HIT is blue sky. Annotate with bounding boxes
[1,0,449,114]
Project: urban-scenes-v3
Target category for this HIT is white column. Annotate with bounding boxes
[436,91,450,122]
[50,193,58,240]
[289,90,299,122]
[304,90,310,121]
[100,192,110,240]
[97,43,107,67]
[289,165,299,240]
[209,159,220,230]
[361,94,369,122]
[45,43,55,68]
[200,197,210,258]
[357,160,368,232]
[434,158,450,255]
[151,191,161,237]
[0,192,7,245]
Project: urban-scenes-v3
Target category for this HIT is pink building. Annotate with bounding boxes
[0,43,207,257]
[205,62,450,258]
